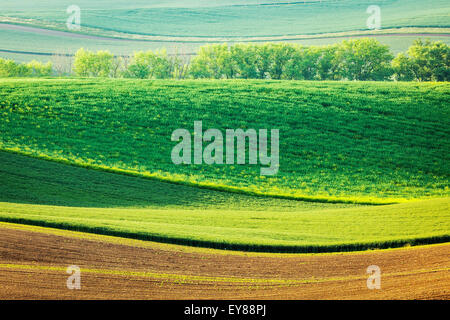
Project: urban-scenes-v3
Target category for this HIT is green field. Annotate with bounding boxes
[1,79,449,204]
[0,78,449,252]
[0,150,448,252]
[0,198,448,252]
[3,0,449,37]
[0,150,354,211]
[0,152,448,253]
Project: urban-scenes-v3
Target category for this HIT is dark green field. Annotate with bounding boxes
[0,150,352,210]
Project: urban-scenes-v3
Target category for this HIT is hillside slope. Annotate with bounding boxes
[0,150,448,252]
[0,79,448,203]
[0,196,448,252]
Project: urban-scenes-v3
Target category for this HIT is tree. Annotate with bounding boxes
[316,45,339,80]
[189,44,234,79]
[401,40,449,82]
[230,44,259,79]
[0,58,51,77]
[170,54,190,79]
[334,38,393,81]
[254,44,273,79]
[0,58,20,77]
[125,50,173,79]
[73,48,93,77]
[283,45,321,80]
[26,60,53,77]
[267,43,296,80]
[73,48,115,77]
[92,50,115,77]
[392,53,415,81]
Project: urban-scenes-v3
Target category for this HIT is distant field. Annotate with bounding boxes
[0,27,200,61]
[1,0,448,62]
[3,0,449,37]
[0,79,449,204]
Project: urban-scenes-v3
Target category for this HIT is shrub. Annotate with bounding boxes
[73,48,115,77]
[125,50,175,79]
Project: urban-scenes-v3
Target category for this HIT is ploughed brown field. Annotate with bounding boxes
[0,222,448,300]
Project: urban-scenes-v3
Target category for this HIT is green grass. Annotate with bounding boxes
[3,0,449,37]
[0,79,449,204]
[0,197,448,253]
[0,150,356,211]
[0,2,448,254]
[0,76,448,253]
[0,151,448,253]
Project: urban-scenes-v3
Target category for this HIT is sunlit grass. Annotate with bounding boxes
[0,79,448,204]
[0,198,448,253]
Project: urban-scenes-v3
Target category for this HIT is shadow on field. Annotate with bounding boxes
[0,151,356,210]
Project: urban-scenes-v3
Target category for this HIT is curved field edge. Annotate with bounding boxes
[0,199,448,254]
[1,223,449,299]
[2,221,448,257]
[0,147,398,205]
[0,215,447,253]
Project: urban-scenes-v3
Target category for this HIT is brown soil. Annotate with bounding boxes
[0,224,448,299]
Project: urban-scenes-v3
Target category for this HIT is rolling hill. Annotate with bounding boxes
[0,150,448,252]
[0,1,449,300]
[3,0,449,37]
[0,79,448,204]
[0,78,449,252]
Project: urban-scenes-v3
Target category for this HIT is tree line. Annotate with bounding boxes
[0,38,448,81]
